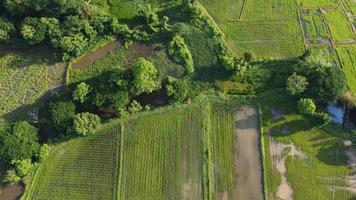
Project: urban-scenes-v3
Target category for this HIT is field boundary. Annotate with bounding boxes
[297,8,309,49]
[239,0,248,20]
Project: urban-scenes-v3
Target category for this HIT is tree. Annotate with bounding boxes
[21,17,47,45]
[132,58,159,95]
[297,61,346,104]
[0,122,39,162]
[286,72,309,95]
[297,98,316,115]
[73,82,90,103]
[12,159,33,177]
[73,112,101,136]
[0,17,16,43]
[4,169,21,184]
[166,76,189,103]
[168,35,194,74]
[50,101,76,132]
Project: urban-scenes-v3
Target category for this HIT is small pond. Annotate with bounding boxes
[327,102,345,125]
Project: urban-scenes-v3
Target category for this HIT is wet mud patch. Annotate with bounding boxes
[0,184,24,200]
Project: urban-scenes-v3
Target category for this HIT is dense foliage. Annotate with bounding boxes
[73,112,101,136]
[132,58,159,95]
[50,101,76,133]
[168,35,194,75]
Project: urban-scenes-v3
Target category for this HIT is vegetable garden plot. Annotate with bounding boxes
[243,0,297,20]
[199,0,245,22]
[25,126,120,200]
[297,0,339,8]
[301,9,330,44]
[323,8,356,42]
[342,0,356,15]
[220,19,305,59]
[309,46,338,65]
[118,107,204,200]
[336,44,356,94]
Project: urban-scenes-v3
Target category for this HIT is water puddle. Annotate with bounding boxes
[327,102,345,125]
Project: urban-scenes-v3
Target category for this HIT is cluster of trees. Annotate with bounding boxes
[286,56,346,126]
[168,35,194,75]
[0,0,150,60]
[0,121,51,184]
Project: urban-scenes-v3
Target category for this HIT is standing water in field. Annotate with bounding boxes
[327,102,345,125]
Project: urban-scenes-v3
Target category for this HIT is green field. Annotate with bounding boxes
[259,90,354,200]
[0,47,61,123]
[119,107,205,200]
[24,123,120,200]
[336,44,356,94]
[200,0,244,22]
[301,9,329,42]
[200,0,305,59]
[343,0,356,14]
[297,0,339,7]
[309,46,338,65]
[323,8,355,42]
[210,106,235,196]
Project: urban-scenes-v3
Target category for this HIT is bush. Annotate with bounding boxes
[11,159,33,177]
[0,122,39,163]
[37,144,52,162]
[4,170,21,184]
[73,113,101,136]
[286,73,309,95]
[307,112,331,126]
[166,76,189,103]
[128,100,143,114]
[50,101,76,133]
[297,98,316,115]
[0,17,16,43]
[21,17,47,45]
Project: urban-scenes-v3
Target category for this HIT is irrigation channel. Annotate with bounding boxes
[233,106,264,200]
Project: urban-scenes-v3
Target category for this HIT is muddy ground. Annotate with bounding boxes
[232,106,264,200]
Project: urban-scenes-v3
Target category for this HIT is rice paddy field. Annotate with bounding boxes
[259,90,354,200]
[336,44,356,94]
[0,47,61,123]
[301,9,330,43]
[323,8,355,42]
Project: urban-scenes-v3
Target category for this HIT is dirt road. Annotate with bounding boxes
[233,106,264,200]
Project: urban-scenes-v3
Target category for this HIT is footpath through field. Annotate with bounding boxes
[233,106,263,200]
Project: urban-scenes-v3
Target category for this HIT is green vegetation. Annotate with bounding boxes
[336,45,356,94]
[324,8,355,42]
[301,10,329,42]
[119,106,204,199]
[24,124,120,200]
[259,90,354,200]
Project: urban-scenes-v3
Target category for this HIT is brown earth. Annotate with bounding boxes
[73,41,122,69]
[232,106,264,200]
[0,184,23,200]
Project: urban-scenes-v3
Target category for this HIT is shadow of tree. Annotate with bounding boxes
[269,119,313,137]
[316,141,348,166]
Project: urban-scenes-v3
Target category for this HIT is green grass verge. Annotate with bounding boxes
[258,89,354,200]
[336,44,356,94]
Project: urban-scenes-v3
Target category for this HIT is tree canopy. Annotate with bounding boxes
[132,58,159,95]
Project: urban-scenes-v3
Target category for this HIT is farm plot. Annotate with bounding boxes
[309,46,338,65]
[343,0,356,15]
[297,0,339,8]
[336,44,356,94]
[199,0,244,22]
[0,48,59,123]
[301,9,330,44]
[220,20,305,59]
[260,90,354,200]
[323,8,355,42]
[210,108,235,198]
[118,107,204,200]
[24,124,120,200]
[243,0,297,20]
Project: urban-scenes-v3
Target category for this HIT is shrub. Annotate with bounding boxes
[4,170,21,184]
[38,144,52,162]
[11,159,33,177]
[0,17,16,43]
[128,100,143,114]
[73,82,91,103]
[307,112,331,126]
[0,122,39,163]
[21,17,47,45]
[166,76,189,103]
[73,113,101,136]
[297,98,316,115]
[50,101,76,133]
[286,73,309,95]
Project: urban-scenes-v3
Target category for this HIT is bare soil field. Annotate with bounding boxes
[233,106,263,200]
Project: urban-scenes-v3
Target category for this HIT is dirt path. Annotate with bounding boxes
[233,106,264,200]
[73,41,122,69]
[269,140,305,200]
